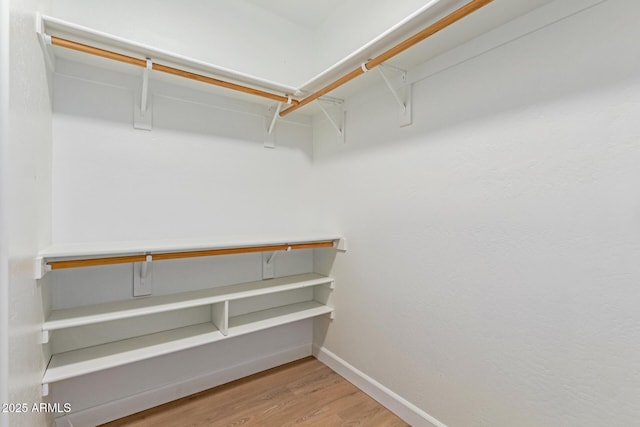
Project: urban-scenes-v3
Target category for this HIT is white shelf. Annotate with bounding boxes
[39,234,342,260]
[44,322,224,384]
[39,3,547,108]
[43,301,332,385]
[44,273,333,332]
[228,301,333,335]
[40,14,298,98]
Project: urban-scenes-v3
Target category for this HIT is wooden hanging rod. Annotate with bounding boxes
[279,0,493,117]
[49,36,299,106]
[46,240,335,270]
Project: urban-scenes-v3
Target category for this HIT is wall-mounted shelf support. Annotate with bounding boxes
[133,255,153,297]
[41,329,50,345]
[133,59,153,131]
[42,383,49,397]
[262,246,292,279]
[267,102,282,135]
[211,301,228,336]
[317,100,345,144]
[263,102,282,148]
[377,64,412,127]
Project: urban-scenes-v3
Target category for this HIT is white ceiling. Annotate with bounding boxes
[243,0,344,28]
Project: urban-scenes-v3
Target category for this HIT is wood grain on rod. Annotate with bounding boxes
[51,36,147,67]
[49,255,148,270]
[50,36,298,106]
[47,241,336,270]
[279,0,493,117]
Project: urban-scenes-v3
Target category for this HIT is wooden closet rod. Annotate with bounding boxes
[279,0,493,117]
[50,36,299,106]
[47,241,335,270]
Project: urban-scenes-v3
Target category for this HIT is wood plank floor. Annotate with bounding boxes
[100,357,409,426]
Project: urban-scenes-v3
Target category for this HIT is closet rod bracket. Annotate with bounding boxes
[262,246,291,279]
[34,256,51,279]
[133,255,153,297]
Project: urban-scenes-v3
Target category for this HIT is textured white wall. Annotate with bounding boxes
[312,0,640,425]
[50,0,315,86]
[7,0,53,426]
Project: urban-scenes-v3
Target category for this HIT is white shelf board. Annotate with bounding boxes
[44,273,333,331]
[43,322,224,384]
[40,14,298,97]
[39,234,341,260]
[228,301,333,336]
[43,301,331,385]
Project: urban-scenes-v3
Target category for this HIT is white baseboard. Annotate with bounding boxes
[313,344,447,427]
[55,344,312,427]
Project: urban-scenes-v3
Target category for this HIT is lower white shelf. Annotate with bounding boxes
[42,301,332,386]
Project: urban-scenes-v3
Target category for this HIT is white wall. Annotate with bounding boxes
[7,0,53,426]
[50,0,316,86]
[0,0,10,424]
[312,0,640,426]
[51,60,318,243]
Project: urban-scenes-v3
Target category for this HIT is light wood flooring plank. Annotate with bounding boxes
[100,357,409,427]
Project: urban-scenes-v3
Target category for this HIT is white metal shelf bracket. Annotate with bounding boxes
[264,96,293,148]
[134,59,153,131]
[42,383,49,397]
[378,64,412,127]
[133,255,153,296]
[262,246,291,279]
[335,238,348,252]
[317,99,345,144]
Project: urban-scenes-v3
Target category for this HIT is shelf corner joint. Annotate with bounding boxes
[334,238,347,252]
[34,256,51,279]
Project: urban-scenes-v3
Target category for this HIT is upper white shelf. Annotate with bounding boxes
[39,234,343,260]
[38,1,548,109]
[39,14,298,98]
